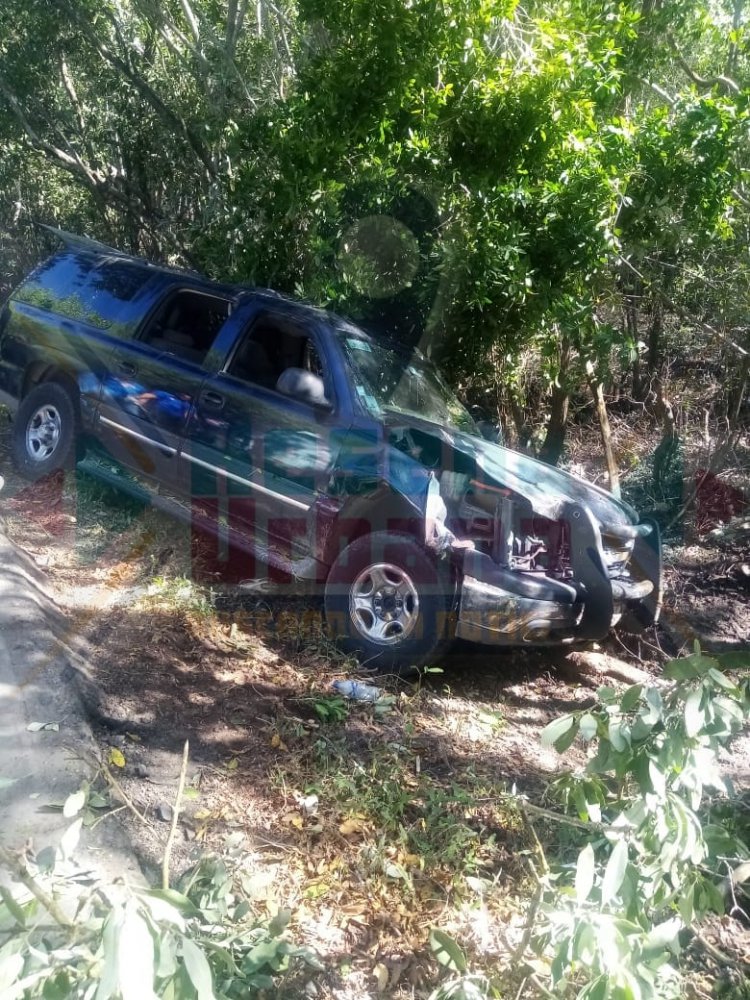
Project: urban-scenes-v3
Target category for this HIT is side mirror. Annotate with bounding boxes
[478,420,503,446]
[276,367,330,408]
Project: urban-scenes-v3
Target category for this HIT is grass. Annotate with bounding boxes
[5,429,747,996]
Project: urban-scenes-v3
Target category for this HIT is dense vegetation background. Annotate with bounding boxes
[1,0,748,495]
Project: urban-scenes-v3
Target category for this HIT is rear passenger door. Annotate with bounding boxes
[95,286,234,492]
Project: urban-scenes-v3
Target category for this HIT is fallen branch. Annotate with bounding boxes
[98,759,151,827]
[162,740,189,890]
[0,846,73,929]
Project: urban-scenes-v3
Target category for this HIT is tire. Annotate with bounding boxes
[11,381,79,481]
[324,531,455,676]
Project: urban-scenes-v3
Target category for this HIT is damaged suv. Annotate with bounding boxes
[0,231,661,671]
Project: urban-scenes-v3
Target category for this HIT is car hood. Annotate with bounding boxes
[450,429,637,524]
[382,414,638,526]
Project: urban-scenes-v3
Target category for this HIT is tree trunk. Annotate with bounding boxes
[539,333,571,466]
[651,374,682,509]
[646,299,663,380]
[509,395,532,451]
[590,378,621,497]
[624,297,644,400]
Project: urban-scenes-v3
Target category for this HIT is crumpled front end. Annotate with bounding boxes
[455,504,661,645]
[421,468,662,647]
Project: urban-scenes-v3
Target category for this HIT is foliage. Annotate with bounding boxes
[533,643,750,998]
[1,0,749,468]
[0,794,322,999]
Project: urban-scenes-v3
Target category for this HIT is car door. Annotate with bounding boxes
[94,285,234,493]
[179,300,349,565]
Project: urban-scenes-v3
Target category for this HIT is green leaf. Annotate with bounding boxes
[0,951,23,994]
[60,818,82,860]
[0,887,26,928]
[63,789,86,819]
[648,759,666,797]
[575,843,596,903]
[715,650,750,669]
[699,879,726,915]
[601,839,628,904]
[678,884,695,925]
[181,937,215,1000]
[429,928,467,972]
[579,713,598,741]
[707,667,740,692]
[141,889,202,918]
[245,938,285,972]
[620,685,642,712]
[541,714,577,750]
[684,689,704,738]
[665,650,717,681]
[578,976,608,1000]
[268,907,292,936]
[97,908,124,1000]
[119,908,156,1000]
[607,719,629,752]
[643,916,682,957]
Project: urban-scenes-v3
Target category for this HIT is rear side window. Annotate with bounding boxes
[14,252,152,334]
[138,288,232,366]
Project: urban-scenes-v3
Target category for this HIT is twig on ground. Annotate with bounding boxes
[513,883,543,964]
[516,802,551,875]
[98,759,151,826]
[162,739,189,890]
[89,804,127,831]
[497,925,556,999]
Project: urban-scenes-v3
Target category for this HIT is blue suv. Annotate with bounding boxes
[0,231,661,672]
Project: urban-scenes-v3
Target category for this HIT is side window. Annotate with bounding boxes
[227,316,328,398]
[14,253,97,323]
[14,253,152,333]
[138,289,232,366]
[86,260,153,335]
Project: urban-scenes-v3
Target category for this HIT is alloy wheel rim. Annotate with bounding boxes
[349,562,420,645]
[26,405,62,462]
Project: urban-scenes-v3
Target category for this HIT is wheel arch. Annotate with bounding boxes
[22,362,80,403]
[321,482,426,568]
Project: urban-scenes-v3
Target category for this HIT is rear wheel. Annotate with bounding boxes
[11,382,79,481]
[324,531,455,675]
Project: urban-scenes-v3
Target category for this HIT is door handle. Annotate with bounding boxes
[115,359,137,377]
[200,389,225,410]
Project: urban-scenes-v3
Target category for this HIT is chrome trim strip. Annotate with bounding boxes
[182,452,311,512]
[99,415,177,456]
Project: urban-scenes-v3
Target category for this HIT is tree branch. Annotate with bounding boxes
[666,30,740,94]
[0,846,74,930]
[0,73,101,188]
[61,1,216,178]
[179,0,201,44]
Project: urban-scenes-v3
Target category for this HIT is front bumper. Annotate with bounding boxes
[455,502,662,646]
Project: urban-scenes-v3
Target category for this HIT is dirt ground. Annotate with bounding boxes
[1,412,749,998]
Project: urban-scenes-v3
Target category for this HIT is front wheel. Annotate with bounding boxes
[11,382,79,481]
[324,531,455,675]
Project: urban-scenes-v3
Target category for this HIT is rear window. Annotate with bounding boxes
[14,252,152,334]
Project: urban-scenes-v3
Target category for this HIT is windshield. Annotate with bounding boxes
[337,328,475,432]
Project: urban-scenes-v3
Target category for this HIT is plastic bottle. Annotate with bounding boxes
[332,679,382,702]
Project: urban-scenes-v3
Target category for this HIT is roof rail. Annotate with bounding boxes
[38,224,203,279]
